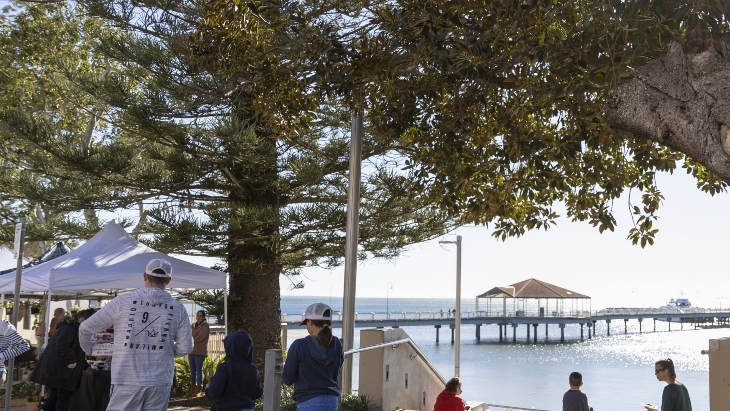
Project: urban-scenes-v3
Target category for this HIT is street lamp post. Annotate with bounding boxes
[439,235,462,377]
[386,282,393,318]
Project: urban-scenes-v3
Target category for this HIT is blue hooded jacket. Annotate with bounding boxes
[281,333,344,403]
[205,330,263,411]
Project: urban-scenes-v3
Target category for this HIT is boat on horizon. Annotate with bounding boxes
[657,298,699,322]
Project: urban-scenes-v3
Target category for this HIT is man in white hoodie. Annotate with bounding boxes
[79,258,193,411]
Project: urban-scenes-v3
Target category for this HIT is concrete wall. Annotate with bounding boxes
[708,337,730,410]
[359,328,446,411]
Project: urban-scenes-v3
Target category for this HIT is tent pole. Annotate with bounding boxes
[40,290,53,400]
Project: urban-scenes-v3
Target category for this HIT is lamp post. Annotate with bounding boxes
[439,235,462,377]
[386,282,393,318]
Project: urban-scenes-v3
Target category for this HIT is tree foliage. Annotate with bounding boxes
[2,0,730,369]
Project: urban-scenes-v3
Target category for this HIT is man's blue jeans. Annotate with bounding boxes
[297,395,338,411]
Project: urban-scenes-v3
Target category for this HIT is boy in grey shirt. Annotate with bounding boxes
[563,371,592,411]
[79,258,192,411]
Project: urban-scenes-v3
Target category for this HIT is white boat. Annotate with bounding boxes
[657,298,696,322]
[660,298,693,311]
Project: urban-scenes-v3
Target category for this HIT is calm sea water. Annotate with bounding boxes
[282,296,724,410]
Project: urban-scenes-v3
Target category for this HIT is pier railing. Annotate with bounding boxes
[281,307,725,323]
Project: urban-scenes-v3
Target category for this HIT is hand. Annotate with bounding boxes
[643,404,657,411]
[67,363,77,369]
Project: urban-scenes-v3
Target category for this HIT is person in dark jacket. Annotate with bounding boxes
[31,309,96,411]
[282,302,344,411]
[204,330,262,411]
[434,377,467,411]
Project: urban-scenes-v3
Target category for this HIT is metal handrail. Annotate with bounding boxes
[483,404,552,411]
[344,337,446,386]
[344,340,558,411]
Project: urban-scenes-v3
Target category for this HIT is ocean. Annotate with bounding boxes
[282,295,724,410]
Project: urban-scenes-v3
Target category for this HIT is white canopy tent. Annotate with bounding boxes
[0,246,29,271]
[0,221,228,333]
[0,221,226,294]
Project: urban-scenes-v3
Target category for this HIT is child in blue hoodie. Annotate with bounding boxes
[282,302,344,411]
[205,330,263,411]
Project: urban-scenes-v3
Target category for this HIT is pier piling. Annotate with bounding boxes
[476,324,481,342]
[498,324,503,343]
[526,323,530,342]
[580,324,584,341]
[533,324,538,343]
[624,319,628,334]
[606,319,611,336]
[450,324,455,344]
[512,324,517,343]
[559,324,565,343]
[435,325,440,343]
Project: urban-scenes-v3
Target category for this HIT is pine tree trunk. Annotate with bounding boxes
[226,134,282,374]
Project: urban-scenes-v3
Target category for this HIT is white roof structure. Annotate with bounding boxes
[0,221,226,296]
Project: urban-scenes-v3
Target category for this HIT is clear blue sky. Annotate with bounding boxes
[277,170,730,310]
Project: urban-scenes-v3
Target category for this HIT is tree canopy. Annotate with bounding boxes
[0,0,452,364]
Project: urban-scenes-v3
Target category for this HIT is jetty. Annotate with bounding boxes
[281,306,730,343]
[282,278,730,343]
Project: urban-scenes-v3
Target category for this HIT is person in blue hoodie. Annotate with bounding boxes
[282,302,344,411]
[205,330,263,411]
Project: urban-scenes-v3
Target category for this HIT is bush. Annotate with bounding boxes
[253,387,373,411]
[11,381,38,399]
[174,357,191,396]
[340,394,375,411]
[202,355,225,386]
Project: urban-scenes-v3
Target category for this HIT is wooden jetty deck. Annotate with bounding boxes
[281,308,730,343]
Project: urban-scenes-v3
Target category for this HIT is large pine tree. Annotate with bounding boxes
[0,0,451,366]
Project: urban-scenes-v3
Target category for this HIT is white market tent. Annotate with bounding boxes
[0,246,29,272]
[0,220,229,338]
[0,221,227,295]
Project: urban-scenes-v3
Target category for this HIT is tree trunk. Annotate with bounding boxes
[605,41,730,183]
[226,133,282,375]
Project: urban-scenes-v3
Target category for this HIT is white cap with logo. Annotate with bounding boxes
[145,258,173,278]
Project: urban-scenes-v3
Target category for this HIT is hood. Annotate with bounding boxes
[223,330,254,363]
[134,287,173,305]
[303,334,340,366]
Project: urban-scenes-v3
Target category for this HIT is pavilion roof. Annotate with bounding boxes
[476,278,589,299]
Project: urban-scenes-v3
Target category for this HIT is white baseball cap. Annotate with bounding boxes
[299,302,333,325]
[145,258,172,278]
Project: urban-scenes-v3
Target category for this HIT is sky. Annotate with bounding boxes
[279,169,730,310]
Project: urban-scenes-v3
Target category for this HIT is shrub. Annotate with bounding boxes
[12,381,38,399]
[202,355,225,386]
[340,394,375,411]
[174,357,191,396]
[253,387,373,411]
